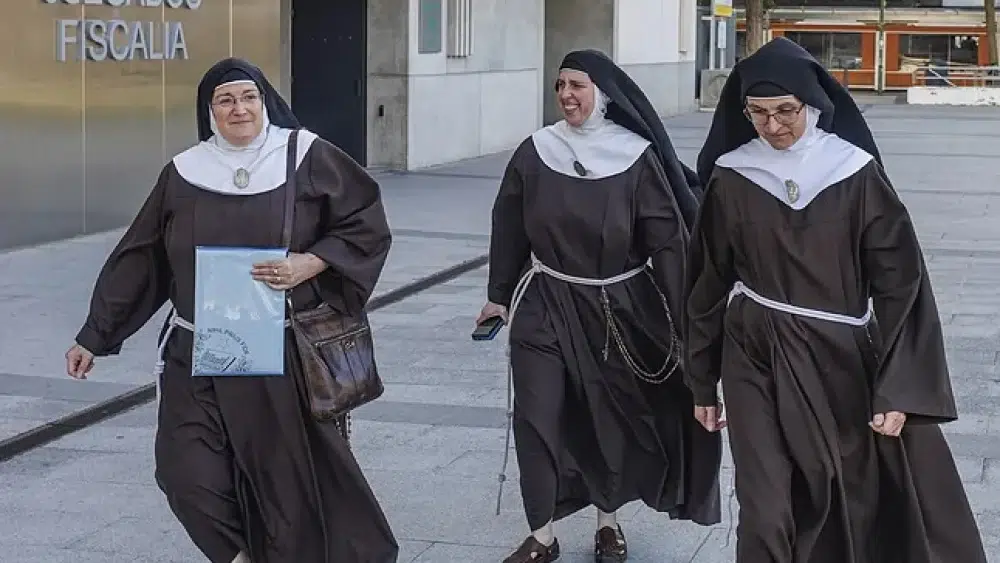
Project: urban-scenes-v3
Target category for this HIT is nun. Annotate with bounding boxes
[64,58,398,563]
[478,49,721,563]
[686,37,986,562]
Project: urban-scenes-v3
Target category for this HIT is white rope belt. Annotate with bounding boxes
[728,281,873,326]
[719,281,874,547]
[495,254,648,515]
[152,309,291,401]
[507,255,647,323]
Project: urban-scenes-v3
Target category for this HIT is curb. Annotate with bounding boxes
[0,254,488,464]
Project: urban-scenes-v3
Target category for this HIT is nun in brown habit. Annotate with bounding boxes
[686,37,987,563]
[479,49,721,563]
[64,58,398,562]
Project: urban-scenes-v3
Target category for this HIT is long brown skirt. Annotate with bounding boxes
[153,329,398,563]
[722,296,986,563]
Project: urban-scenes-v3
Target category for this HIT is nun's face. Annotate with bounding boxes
[211,83,264,146]
[744,95,807,150]
[555,69,595,127]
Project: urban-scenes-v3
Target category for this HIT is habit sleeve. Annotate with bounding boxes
[486,154,531,307]
[304,139,392,316]
[861,163,958,424]
[683,178,734,406]
[636,150,689,327]
[75,168,172,356]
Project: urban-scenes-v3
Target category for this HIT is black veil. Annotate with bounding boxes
[195,57,300,142]
[695,37,881,186]
[560,49,702,230]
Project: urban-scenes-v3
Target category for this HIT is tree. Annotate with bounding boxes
[987,0,998,66]
[744,0,773,56]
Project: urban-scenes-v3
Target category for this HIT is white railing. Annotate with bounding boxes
[911,65,1000,88]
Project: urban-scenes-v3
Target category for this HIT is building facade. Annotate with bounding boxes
[2,0,697,251]
[729,0,997,90]
[379,0,700,170]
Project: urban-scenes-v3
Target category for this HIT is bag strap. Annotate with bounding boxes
[281,129,300,249]
[280,129,331,313]
[282,130,301,312]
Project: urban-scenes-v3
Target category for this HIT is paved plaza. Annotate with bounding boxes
[2,103,1000,561]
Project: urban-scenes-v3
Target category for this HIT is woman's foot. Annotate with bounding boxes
[595,524,627,562]
[503,536,561,562]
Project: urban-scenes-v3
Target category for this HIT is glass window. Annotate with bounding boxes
[784,32,863,69]
[950,35,981,65]
[417,0,442,54]
[898,34,979,68]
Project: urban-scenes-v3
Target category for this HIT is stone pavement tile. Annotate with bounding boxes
[356,401,505,429]
[397,540,435,562]
[0,419,44,441]
[378,382,502,408]
[0,422,157,489]
[369,365,507,390]
[0,546,127,563]
[65,515,207,562]
[0,372,134,403]
[689,528,738,563]
[0,506,124,549]
[978,511,1000,553]
[955,455,987,483]
[408,543,513,562]
[944,433,1000,461]
[0,394,95,422]
[944,414,996,437]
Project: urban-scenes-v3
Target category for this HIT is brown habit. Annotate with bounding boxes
[488,139,722,530]
[685,161,988,563]
[75,136,398,562]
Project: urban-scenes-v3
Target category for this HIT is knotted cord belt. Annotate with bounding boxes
[728,281,873,326]
[152,308,290,402]
[719,280,874,545]
[494,254,682,514]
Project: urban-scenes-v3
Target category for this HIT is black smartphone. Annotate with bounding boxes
[471,315,506,341]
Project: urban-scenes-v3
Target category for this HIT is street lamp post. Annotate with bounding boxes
[876,0,886,94]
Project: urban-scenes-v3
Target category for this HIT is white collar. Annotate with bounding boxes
[531,86,650,180]
[715,106,873,210]
[173,126,319,195]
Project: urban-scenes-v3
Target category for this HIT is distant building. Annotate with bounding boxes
[726,0,997,90]
[2,0,698,250]
[373,0,699,171]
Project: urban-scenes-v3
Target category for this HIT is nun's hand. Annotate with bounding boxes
[251,252,328,291]
[870,411,906,437]
[694,404,727,432]
[476,301,508,325]
[65,343,95,380]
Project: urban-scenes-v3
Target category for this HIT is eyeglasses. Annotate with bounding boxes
[743,103,804,126]
[212,92,261,110]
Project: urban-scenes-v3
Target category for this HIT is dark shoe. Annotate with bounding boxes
[503,536,560,562]
[595,524,627,562]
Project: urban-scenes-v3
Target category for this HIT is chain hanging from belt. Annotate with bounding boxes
[598,269,681,384]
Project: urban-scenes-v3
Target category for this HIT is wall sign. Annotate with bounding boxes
[712,0,733,18]
[44,0,200,62]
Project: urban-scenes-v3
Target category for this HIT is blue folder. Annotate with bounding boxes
[192,246,288,376]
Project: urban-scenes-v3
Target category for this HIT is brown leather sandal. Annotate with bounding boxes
[595,524,627,562]
[503,536,561,562]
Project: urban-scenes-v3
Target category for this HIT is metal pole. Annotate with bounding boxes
[876,0,886,94]
[709,15,718,70]
[987,0,998,66]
